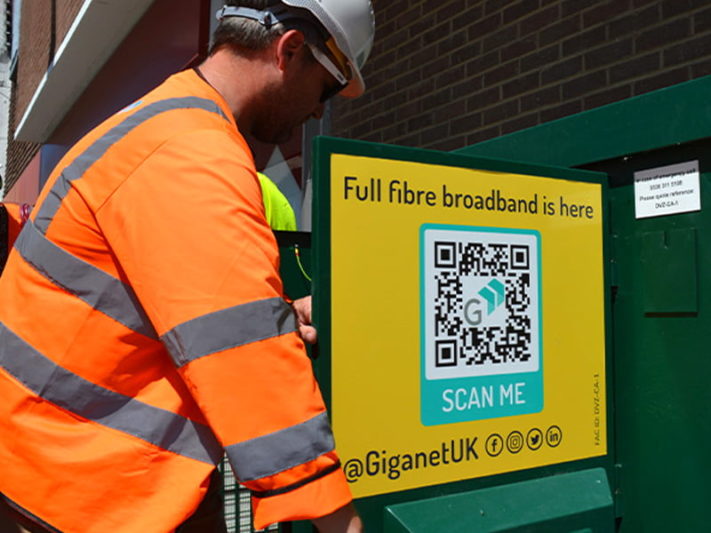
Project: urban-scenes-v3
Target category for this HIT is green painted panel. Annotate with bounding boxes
[276,230,312,301]
[299,136,614,533]
[640,228,697,314]
[383,468,613,533]
[607,161,711,532]
[463,105,711,531]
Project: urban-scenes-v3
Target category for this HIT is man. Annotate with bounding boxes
[0,1,374,531]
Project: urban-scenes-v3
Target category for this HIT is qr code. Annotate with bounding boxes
[422,226,540,380]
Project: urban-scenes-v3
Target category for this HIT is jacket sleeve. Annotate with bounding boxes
[97,128,352,528]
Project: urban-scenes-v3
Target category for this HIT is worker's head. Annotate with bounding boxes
[212,0,375,102]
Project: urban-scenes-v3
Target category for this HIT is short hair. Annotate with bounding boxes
[209,0,328,57]
[210,1,286,55]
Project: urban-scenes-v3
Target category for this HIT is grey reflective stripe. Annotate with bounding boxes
[225,412,335,482]
[0,322,223,465]
[161,297,297,367]
[15,221,157,339]
[34,97,229,234]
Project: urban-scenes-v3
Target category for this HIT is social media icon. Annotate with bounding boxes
[527,428,543,451]
[546,425,563,448]
[485,433,503,457]
[506,431,524,454]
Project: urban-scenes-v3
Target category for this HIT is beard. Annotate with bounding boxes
[247,80,304,145]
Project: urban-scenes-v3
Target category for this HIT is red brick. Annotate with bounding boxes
[663,33,711,66]
[539,15,581,46]
[407,113,434,132]
[502,111,539,133]
[691,57,711,77]
[454,5,485,31]
[583,85,633,109]
[451,40,483,66]
[434,100,469,123]
[520,44,561,72]
[608,6,660,39]
[633,67,690,95]
[484,60,519,85]
[661,0,710,18]
[452,75,484,99]
[395,4,422,31]
[467,86,502,112]
[519,5,560,36]
[520,85,561,111]
[540,100,583,122]
[423,89,454,111]
[694,6,711,32]
[561,0,594,18]
[502,71,540,98]
[541,55,582,84]
[485,0,519,16]
[584,38,633,69]
[501,35,537,62]
[635,18,691,52]
[437,29,468,55]
[435,0,468,24]
[56,0,85,45]
[467,12,502,40]
[436,65,468,87]
[609,52,661,83]
[482,24,519,54]
[467,125,501,145]
[562,26,607,56]
[466,49,501,77]
[429,135,469,152]
[451,112,484,135]
[420,123,450,146]
[561,70,607,99]
[582,0,635,28]
[503,0,541,24]
[483,99,520,124]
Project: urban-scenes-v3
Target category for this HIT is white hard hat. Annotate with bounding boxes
[280,0,375,98]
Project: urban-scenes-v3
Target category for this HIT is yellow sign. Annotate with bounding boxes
[329,154,606,498]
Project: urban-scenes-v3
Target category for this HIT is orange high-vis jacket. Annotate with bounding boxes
[0,69,351,532]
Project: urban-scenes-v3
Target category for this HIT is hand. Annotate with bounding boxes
[292,296,317,344]
[311,503,363,533]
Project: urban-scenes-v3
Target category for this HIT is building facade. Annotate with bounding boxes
[332,0,711,151]
[5,1,711,209]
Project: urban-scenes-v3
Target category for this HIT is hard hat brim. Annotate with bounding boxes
[279,0,372,99]
[340,68,365,99]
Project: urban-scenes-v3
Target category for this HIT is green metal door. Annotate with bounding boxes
[457,74,711,532]
[586,143,711,532]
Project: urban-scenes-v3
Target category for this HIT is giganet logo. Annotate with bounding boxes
[464,278,506,326]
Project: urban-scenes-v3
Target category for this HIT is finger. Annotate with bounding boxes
[292,296,312,325]
[299,324,317,344]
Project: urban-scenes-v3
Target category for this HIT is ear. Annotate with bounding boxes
[275,29,306,72]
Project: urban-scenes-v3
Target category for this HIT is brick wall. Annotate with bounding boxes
[4,68,39,196]
[15,0,83,126]
[56,0,85,49]
[15,0,51,130]
[332,0,711,152]
[4,0,84,195]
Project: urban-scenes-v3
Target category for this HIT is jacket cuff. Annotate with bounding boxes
[251,466,353,530]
